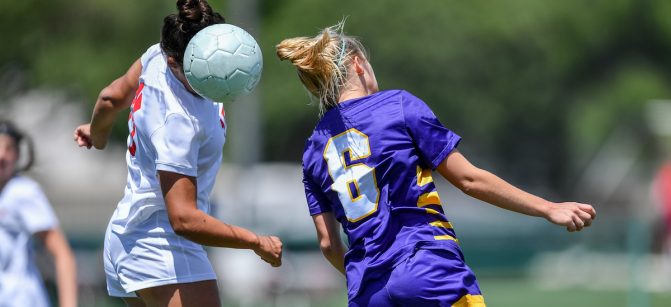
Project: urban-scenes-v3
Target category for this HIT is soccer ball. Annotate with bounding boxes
[183,24,263,102]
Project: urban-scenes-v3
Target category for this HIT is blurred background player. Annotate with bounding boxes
[653,161,671,254]
[73,0,282,306]
[277,23,597,306]
[0,120,77,307]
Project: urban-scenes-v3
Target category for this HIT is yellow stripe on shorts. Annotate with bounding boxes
[452,294,486,307]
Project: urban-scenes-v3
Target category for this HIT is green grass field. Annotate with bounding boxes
[479,277,671,307]
[283,277,671,307]
[89,276,671,307]
[221,277,671,307]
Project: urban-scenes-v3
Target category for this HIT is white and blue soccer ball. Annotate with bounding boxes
[183,24,263,102]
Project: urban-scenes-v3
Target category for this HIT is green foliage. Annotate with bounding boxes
[260,0,671,190]
[0,0,174,98]
[1,0,670,191]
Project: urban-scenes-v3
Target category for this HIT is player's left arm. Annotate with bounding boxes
[39,228,77,307]
[312,212,346,275]
[437,149,596,232]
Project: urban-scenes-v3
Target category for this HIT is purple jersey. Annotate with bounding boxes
[302,90,463,299]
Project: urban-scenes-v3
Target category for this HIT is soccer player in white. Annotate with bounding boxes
[0,120,78,307]
[73,1,282,306]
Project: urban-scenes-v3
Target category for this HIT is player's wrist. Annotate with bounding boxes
[538,201,556,220]
[251,233,262,252]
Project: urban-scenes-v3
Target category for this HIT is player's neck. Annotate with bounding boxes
[338,86,376,104]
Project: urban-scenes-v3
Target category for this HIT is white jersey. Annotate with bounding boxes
[0,176,57,307]
[110,44,227,235]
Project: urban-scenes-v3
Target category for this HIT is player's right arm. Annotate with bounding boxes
[74,59,142,149]
[437,150,596,232]
[312,212,346,275]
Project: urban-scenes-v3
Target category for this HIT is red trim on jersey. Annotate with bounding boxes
[219,105,226,128]
[128,82,145,156]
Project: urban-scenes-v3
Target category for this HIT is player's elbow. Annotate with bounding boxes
[456,169,487,197]
[91,139,107,150]
[319,239,344,260]
[98,83,131,110]
[319,240,333,255]
[319,239,341,259]
[169,211,200,237]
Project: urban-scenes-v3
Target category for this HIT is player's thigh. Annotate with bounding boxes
[136,279,220,307]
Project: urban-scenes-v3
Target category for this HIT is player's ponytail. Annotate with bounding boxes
[276,21,367,114]
[161,0,225,65]
[0,120,34,172]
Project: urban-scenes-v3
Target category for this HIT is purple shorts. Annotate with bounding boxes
[349,245,485,306]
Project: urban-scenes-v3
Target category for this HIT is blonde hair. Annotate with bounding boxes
[276,21,367,114]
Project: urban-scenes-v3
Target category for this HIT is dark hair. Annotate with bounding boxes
[161,0,225,65]
[0,120,34,172]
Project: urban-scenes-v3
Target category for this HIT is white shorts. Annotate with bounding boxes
[103,213,217,297]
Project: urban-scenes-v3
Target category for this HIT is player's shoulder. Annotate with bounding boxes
[3,176,44,199]
[141,44,163,67]
[394,89,426,105]
[353,89,405,109]
[338,90,408,119]
[394,89,435,118]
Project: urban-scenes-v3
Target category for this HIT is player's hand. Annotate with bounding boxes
[73,124,93,149]
[253,235,283,267]
[544,202,596,232]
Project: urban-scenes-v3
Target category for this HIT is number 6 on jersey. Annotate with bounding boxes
[323,129,380,222]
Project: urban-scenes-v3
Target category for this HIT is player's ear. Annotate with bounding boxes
[167,56,180,69]
[353,56,365,76]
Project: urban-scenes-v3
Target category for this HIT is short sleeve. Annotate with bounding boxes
[17,183,58,234]
[401,91,461,169]
[141,44,162,67]
[303,169,332,216]
[151,113,200,176]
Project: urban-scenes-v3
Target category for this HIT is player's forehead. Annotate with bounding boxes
[0,134,17,149]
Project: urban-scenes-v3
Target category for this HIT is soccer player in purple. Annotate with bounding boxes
[276,23,596,307]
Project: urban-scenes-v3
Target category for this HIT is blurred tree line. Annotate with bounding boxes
[1,0,670,195]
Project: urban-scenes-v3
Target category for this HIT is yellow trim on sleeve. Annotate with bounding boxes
[452,294,486,307]
[429,221,454,229]
[417,191,441,207]
[434,235,459,243]
[425,208,442,215]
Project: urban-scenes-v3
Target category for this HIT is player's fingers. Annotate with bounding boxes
[579,204,596,219]
[576,209,593,223]
[572,215,584,231]
[566,221,577,232]
[77,139,91,148]
[266,255,280,267]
